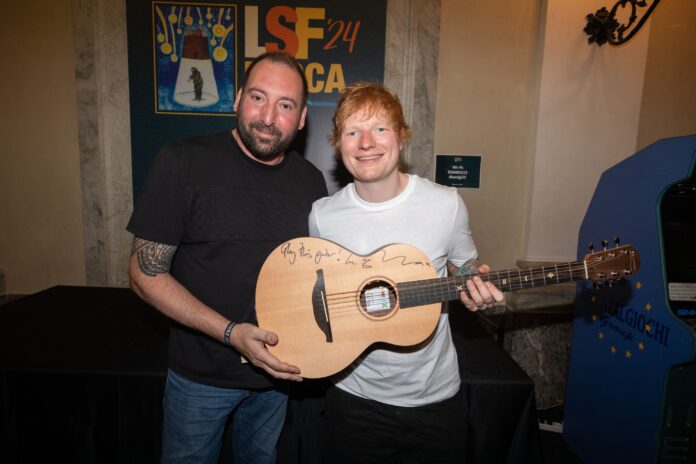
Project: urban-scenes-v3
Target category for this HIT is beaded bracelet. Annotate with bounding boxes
[223,321,237,346]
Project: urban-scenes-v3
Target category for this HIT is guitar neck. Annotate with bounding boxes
[396,261,587,308]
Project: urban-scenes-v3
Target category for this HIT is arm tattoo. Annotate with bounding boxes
[451,259,481,277]
[132,237,178,277]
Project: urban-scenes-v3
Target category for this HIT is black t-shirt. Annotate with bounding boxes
[127,129,328,388]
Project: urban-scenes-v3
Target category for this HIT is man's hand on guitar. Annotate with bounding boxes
[228,323,303,382]
[451,263,505,312]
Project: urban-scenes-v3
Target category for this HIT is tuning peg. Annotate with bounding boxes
[614,236,620,246]
[593,282,603,289]
[601,240,608,250]
[588,243,595,252]
[606,280,614,288]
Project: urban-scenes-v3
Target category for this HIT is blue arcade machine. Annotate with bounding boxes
[564,135,696,463]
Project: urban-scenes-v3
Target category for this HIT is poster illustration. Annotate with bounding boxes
[126,0,387,197]
[153,3,237,115]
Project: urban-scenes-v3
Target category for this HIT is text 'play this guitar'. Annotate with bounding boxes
[256,237,640,378]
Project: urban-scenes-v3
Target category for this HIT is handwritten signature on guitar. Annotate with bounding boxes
[278,240,431,269]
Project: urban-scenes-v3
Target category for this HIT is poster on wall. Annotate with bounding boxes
[126,0,387,198]
[153,4,238,116]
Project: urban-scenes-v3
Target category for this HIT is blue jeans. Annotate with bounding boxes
[161,369,287,464]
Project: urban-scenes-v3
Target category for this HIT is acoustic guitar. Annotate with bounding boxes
[255,237,640,378]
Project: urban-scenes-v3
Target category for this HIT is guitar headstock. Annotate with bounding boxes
[584,240,640,283]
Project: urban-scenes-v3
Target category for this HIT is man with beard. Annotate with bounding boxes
[127,52,328,463]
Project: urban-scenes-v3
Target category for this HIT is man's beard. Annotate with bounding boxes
[237,119,297,161]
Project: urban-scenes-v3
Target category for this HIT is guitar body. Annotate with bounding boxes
[256,237,442,378]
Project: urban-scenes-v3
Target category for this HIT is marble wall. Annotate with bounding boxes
[72,0,133,287]
[480,282,576,409]
[385,0,441,177]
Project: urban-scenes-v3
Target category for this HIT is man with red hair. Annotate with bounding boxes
[310,82,504,462]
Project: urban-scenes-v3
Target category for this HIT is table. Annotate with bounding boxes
[0,286,541,463]
[0,286,167,463]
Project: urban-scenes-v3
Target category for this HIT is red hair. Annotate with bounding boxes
[330,82,412,148]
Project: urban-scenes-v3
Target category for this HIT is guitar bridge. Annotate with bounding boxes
[312,269,333,342]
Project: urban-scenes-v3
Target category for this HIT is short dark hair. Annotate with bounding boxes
[242,52,308,107]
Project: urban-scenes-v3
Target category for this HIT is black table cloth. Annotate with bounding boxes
[0,286,541,463]
[451,307,542,464]
[0,286,167,463]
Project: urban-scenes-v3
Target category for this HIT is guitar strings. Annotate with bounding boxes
[281,255,623,318]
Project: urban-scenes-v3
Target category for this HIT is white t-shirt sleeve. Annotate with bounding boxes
[446,192,478,267]
[308,203,320,237]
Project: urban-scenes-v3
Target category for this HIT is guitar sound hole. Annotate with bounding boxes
[359,280,397,318]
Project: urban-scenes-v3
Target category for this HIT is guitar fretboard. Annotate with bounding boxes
[396,261,587,308]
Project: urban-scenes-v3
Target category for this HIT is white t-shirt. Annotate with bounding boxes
[308,174,478,406]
